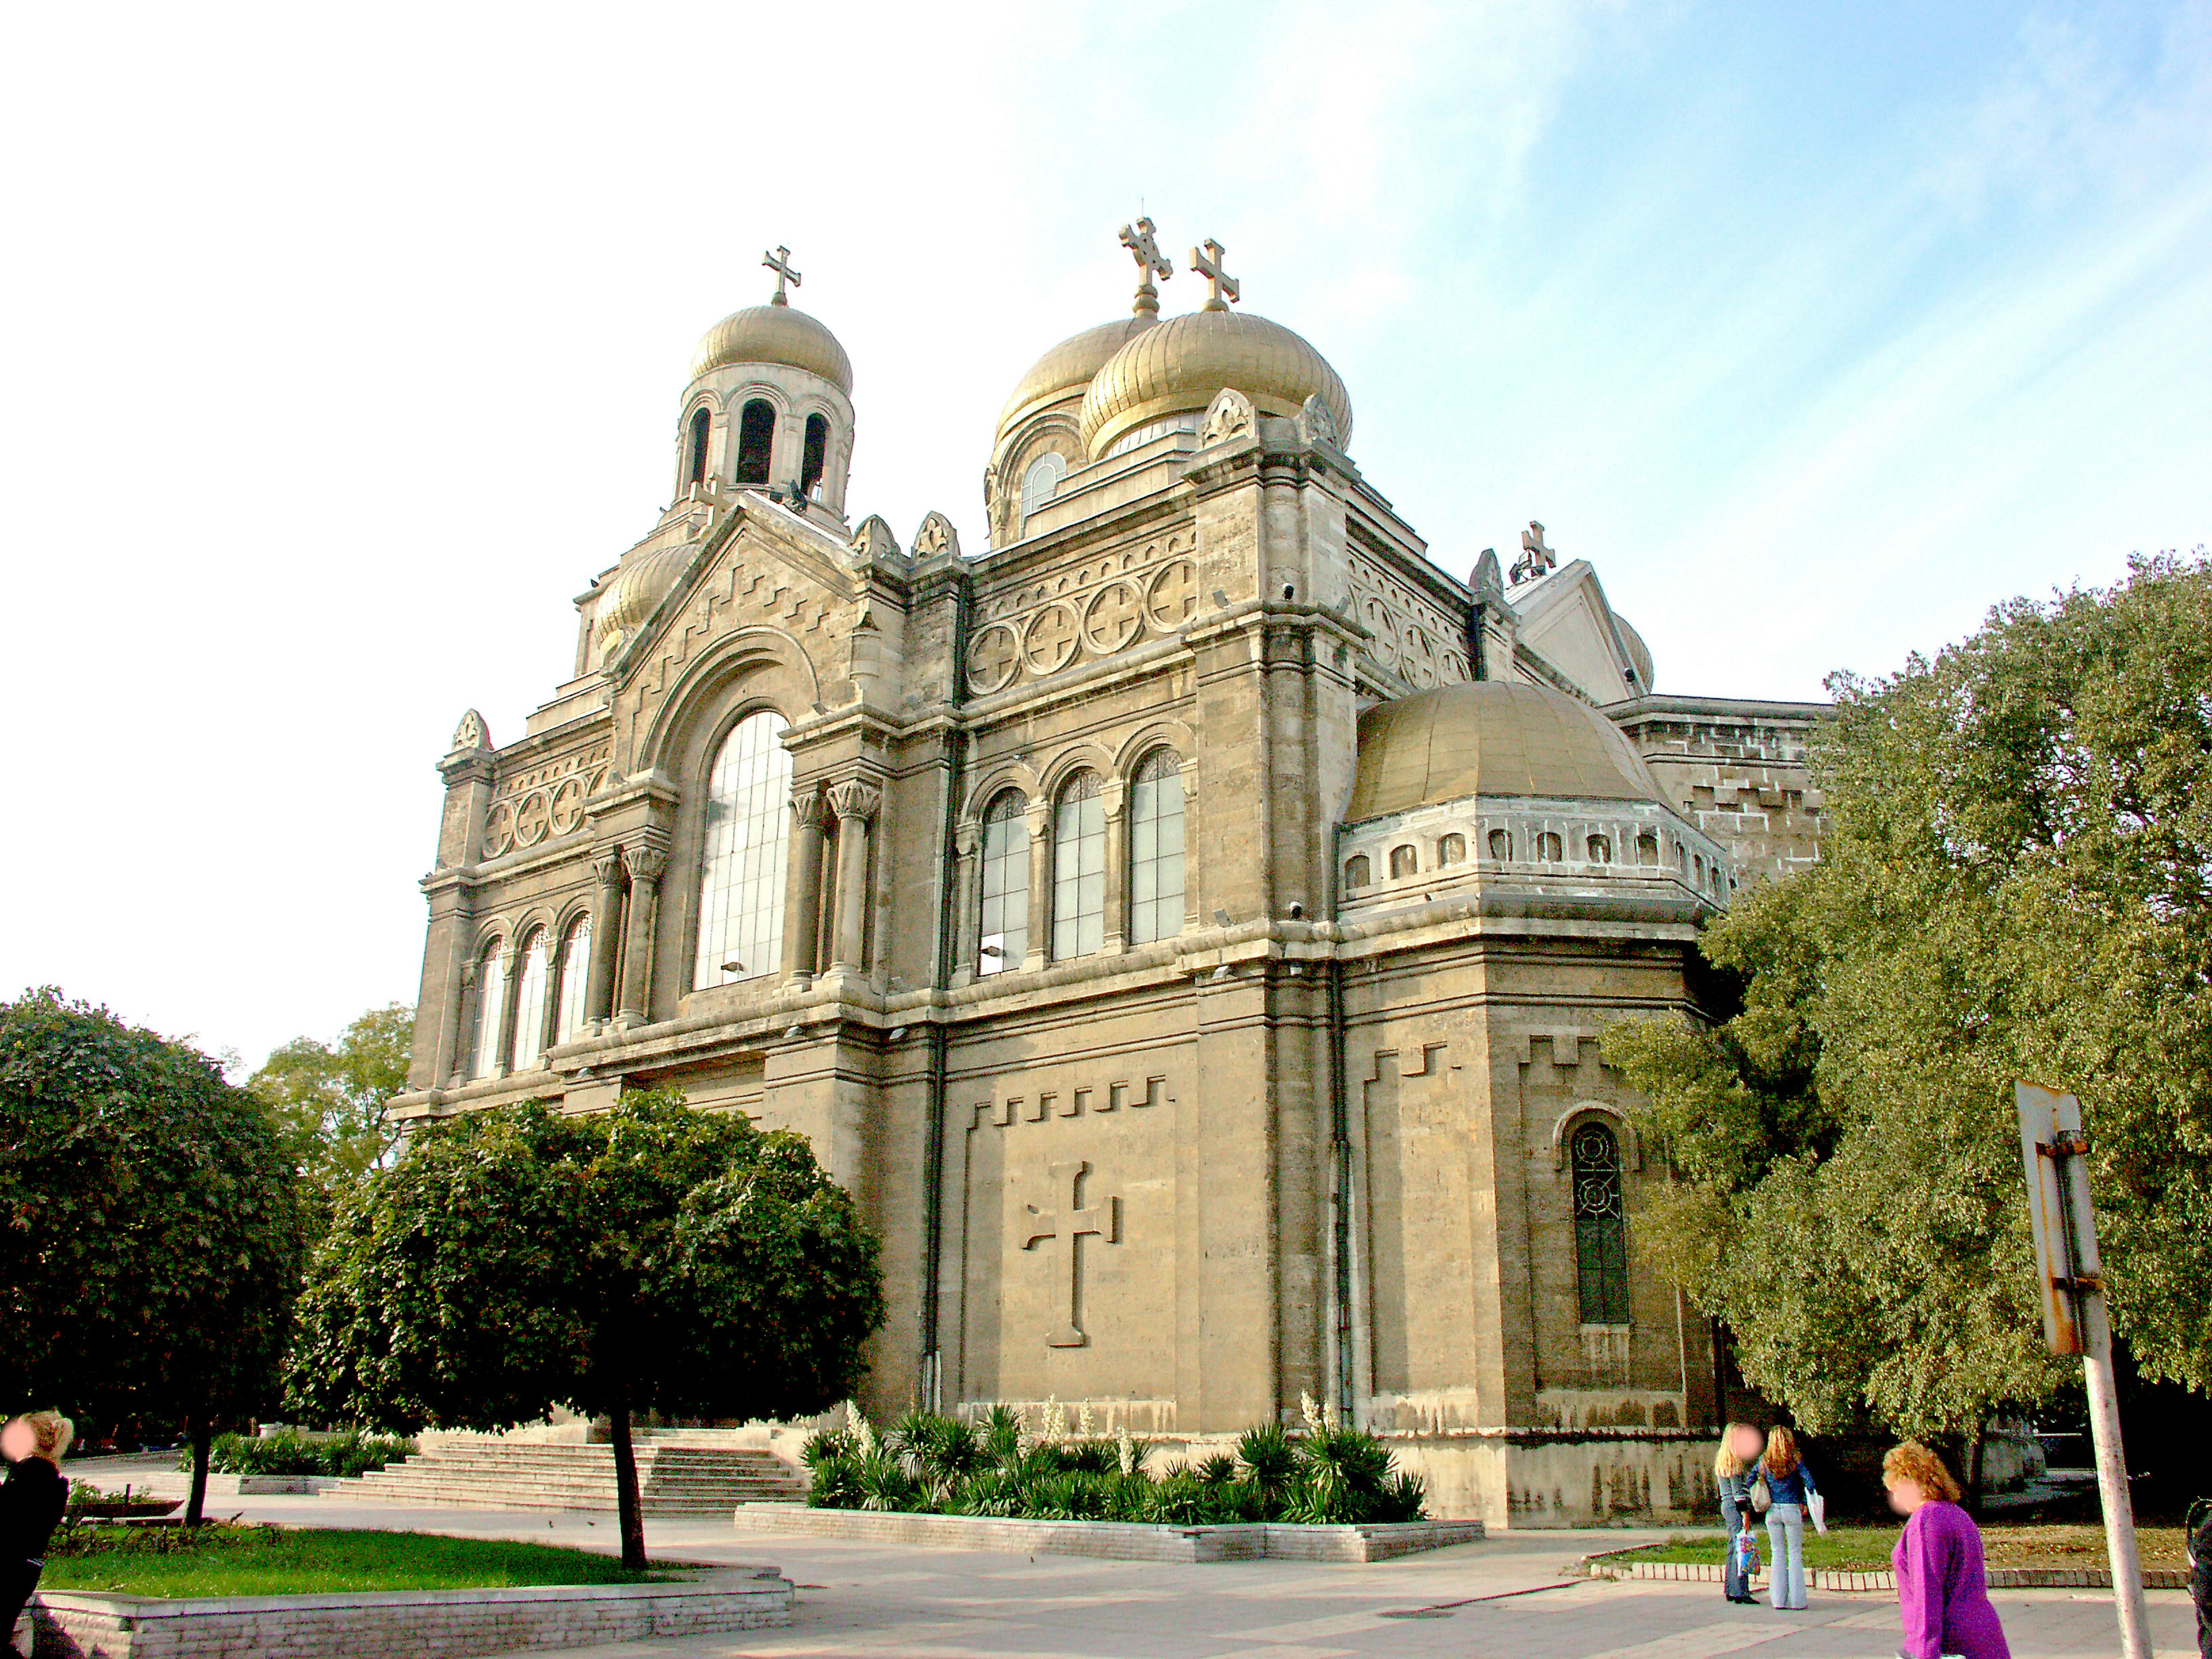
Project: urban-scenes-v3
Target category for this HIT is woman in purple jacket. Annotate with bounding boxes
[1885,1441,2012,1659]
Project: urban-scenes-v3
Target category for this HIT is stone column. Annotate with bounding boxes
[585,850,624,1028]
[825,780,881,972]
[782,789,827,984]
[1100,776,1128,955]
[494,945,526,1073]
[1023,799,1052,970]
[950,819,980,984]
[1180,757,1203,934]
[443,952,479,1086]
[618,843,666,1022]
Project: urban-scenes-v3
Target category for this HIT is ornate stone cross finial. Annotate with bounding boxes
[1118,217,1173,316]
[1509,520,1557,585]
[1190,238,1240,311]
[1022,1158,1121,1348]
[763,245,801,306]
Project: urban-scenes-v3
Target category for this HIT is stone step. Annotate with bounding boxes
[339,1437,802,1514]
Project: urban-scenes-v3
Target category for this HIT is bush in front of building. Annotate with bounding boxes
[189,1428,416,1479]
[801,1399,1425,1526]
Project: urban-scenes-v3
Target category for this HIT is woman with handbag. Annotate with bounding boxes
[1886,1442,2011,1659]
[1714,1422,1764,1605]
[1758,1425,1820,1611]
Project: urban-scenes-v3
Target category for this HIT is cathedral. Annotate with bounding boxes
[394,229,1827,1526]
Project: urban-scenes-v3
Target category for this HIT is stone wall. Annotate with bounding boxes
[1609,696,1832,886]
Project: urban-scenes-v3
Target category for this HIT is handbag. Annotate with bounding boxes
[1808,1489,1827,1534]
[1749,1472,1772,1514]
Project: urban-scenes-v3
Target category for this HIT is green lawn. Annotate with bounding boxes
[1610,1524,2187,1573]
[41,1528,674,1599]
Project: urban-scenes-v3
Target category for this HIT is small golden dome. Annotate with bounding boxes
[995,315,1157,450]
[1346,683,1665,821]
[593,543,694,654]
[690,302,854,393]
[1079,308,1351,460]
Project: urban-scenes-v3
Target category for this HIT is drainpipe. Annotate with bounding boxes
[1328,820,1355,1422]
[919,567,970,1412]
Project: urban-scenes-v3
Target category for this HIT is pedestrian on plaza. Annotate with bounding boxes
[1714,1422,1764,1605]
[1,1411,72,1658]
[1884,1441,2011,1659]
[1757,1425,1820,1611]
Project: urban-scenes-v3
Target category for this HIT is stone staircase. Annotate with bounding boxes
[338,1433,805,1514]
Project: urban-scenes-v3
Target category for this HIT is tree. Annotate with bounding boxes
[287,1089,886,1568]
[1606,550,2212,1442]
[249,1003,412,1201]
[0,989,309,1522]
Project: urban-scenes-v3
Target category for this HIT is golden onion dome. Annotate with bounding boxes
[1078,308,1351,460]
[995,315,1157,450]
[1346,683,1666,821]
[690,302,854,393]
[593,543,694,654]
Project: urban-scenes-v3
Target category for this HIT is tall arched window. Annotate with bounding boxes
[510,930,549,1071]
[978,790,1028,974]
[1052,772,1106,960]
[1127,749,1185,945]
[695,710,793,987]
[800,413,829,497]
[1020,453,1066,527]
[1570,1120,1630,1325]
[468,940,506,1081]
[686,406,711,487]
[734,399,775,485]
[555,918,592,1043]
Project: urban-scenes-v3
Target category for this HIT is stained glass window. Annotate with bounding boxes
[1052,772,1105,960]
[468,941,506,1081]
[695,711,791,988]
[510,930,548,1071]
[1127,749,1185,945]
[1571,1120,1630,1325]
[978,791,1028,974]
[555,919,592,1043]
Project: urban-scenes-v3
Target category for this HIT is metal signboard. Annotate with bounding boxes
[2015,1081,2085,1356]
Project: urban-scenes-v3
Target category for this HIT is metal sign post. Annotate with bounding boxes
[2015,1081,2151,1659]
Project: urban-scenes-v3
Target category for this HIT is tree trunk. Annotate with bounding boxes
[1967,1423,1988,1516]
[184,1418,213,1527]
[608,1396,647,1571]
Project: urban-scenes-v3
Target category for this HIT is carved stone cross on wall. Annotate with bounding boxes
[1022,1159,1120,1348]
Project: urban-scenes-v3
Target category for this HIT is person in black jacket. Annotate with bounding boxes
[1,1412,72,1658]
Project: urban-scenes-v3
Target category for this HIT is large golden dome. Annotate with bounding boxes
[593,543,694,654]
[1079,308,1351,460]
[996,315,1156,450]
[1346,684,1665,821]
[690,302,854,393]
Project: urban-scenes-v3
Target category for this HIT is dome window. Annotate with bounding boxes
[1586,834,1613,864]
[734,399,776,486]
[1437,832,1465,867]
[1637,832,1660,866]
[1538,831,1564,862]
[1343,854,1371,891]
[1388,844,1418,880]
[800,414,830,498]
[1487,829,1512,862]
[1020,453,1067,528]
[686,406,711,487]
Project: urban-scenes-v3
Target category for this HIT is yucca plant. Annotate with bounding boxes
[1236,1421,1298,1502]
[980,1403,1025,1464]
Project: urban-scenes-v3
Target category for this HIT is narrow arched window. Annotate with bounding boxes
[555,918,592,1043]
[686,406,711,487]
[1487,828,1512,862]
[1437,832,1465,867]
[1571,1120,1630,1325]
[1128,749,1185,945]
[800,414,829,497]
[978,790,1029,974]
[1389,844,1418,880]
[1587,834,1613,863]
[1344,854,1370,890]
[468,940,507,1080]
[1538,831,1564,862]
[510,930,550,1071]
[1636,832,1660,866]
[1020,453,1066,527]
[1052,771,1106,960]
[695,710,792,987]
[734,399,776,485]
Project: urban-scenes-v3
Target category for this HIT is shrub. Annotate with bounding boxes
[192,1430,414,1479]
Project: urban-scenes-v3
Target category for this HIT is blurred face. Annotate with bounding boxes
[1886,1475,1926,1516]
[0,1420,35,1463]
[1730,1425,1764,1465]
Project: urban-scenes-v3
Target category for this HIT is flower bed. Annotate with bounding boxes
[803,1397,1426,1527]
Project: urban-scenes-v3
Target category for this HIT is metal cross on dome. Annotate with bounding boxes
[1119,217,1173,316]
[1191,238,1240,311]
[763,245,801,306]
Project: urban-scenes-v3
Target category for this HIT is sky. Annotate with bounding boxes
[3,1,2209,1074]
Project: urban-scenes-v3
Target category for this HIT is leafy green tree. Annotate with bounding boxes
[1606,550,2212,1442]
[287,1089,885,1567]
[249,1003,412,1199]
[0,988,309,1522]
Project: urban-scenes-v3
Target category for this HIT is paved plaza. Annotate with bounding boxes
[84,1457,2200,1657]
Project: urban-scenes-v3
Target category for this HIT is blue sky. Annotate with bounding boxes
[3,1,2207,1069]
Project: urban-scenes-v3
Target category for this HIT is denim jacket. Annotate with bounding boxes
[1759,1460,1817,1509]
[1718,1472,1752,1514]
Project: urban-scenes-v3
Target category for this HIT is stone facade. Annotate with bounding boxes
[391,255,1830,1527]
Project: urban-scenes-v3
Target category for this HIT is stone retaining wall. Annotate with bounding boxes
[730,1503,1483,1563]
[1580,1555,2190,1592]
[26,1569,792,1658]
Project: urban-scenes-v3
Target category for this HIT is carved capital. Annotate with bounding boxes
[622,845,667,885]
[591,850,624,888]
[789,788,828,830]
[826,780,881,824]
[955,819,981,858]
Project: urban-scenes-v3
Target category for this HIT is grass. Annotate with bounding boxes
[1608,1523,2188,1573]
[40,1528,674,1599]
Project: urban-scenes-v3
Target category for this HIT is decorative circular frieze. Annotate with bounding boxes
[1145,560,1196,631]
[1402,626,1438,688]
[481,801,514,860]
[548,776,585,835]
[513,790,552,847]
[1082,579,1144,656]
[967,623,1021,695]
[1022,601,1080,676]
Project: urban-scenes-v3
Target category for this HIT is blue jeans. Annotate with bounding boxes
[1766,1502,1806,1608]
[1721,1494,1749,1600]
